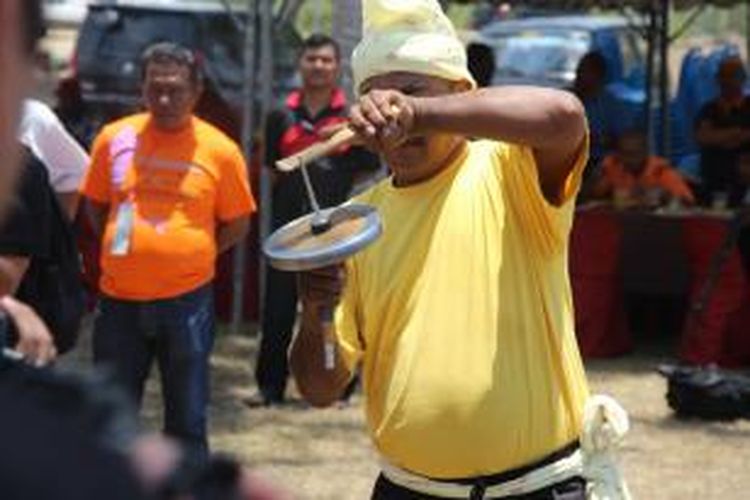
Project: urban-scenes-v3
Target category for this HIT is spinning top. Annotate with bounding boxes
[263,203,382,272]
[263,127,383,271]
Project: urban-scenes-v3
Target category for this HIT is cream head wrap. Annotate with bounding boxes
[351,0,477,94]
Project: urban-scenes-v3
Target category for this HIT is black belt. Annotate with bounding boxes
[436,441,580,500]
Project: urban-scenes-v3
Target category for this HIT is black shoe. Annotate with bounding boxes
[242,390,285,408]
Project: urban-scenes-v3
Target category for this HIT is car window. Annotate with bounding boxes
[615,28,644,82]
[489,29,591,84]
[79,9,197,64]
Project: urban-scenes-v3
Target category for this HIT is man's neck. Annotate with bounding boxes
[149,115,193,133]
[302,86,334,117]
[392,138,467,187]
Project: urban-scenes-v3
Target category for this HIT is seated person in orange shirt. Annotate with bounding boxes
[591,130,695,206]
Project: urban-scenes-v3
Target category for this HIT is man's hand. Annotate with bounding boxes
[291,263,352,407]
[297,264,346,313]
[217,215,250,253]
[1,296,56,366]
[349,90,417,153]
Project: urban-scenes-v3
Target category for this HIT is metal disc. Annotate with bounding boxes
[263,203,382,271]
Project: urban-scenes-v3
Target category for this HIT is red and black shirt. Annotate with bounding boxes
[265,88,379,228]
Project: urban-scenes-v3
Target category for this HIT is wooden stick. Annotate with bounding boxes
[275,127,358,172]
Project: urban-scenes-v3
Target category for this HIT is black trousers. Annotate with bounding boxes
[371,475,586,500]
[255,265,297,401]
[371,442,584,500]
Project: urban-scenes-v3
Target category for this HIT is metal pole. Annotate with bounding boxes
[644,2,657,154]
[659,0,671,158]
[231,0,257,335]
[257,0,274,336]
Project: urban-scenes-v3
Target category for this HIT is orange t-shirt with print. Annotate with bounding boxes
[593,155,695,203]
[81,113,256,300]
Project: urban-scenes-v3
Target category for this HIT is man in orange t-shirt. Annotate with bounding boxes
[592,130,695,206]
[80,42,255,464]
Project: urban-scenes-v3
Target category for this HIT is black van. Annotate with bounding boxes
[57,1,301,146]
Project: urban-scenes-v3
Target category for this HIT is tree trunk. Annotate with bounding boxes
[277,0,306,25]
[332,0,362,97]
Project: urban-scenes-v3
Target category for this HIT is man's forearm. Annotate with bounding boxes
[56,191,79,220]
[413,87,586,152]
[289,305,353,407]
[83,198,109,238]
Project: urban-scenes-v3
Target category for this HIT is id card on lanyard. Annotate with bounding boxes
[111,195,135,256]
[109,126,138,256]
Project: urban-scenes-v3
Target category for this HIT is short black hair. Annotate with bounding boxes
[300,33,340,61]
[141,42,202,85]
[467,42,496,88]
[22,0,46,56]
[578,51,607,76]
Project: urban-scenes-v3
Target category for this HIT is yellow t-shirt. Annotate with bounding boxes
[335,139,590,479]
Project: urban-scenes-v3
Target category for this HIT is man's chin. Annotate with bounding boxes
[386,148,427,172]
[152,115,188,130]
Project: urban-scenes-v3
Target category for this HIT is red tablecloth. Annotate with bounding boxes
[570,208,750,366]
[569,210,631,357]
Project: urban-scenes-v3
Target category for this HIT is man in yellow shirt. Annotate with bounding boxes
[291,1,628,498]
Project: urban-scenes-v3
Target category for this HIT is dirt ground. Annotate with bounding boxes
[64,325,750,500]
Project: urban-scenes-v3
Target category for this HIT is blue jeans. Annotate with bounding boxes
[93,284,215,464]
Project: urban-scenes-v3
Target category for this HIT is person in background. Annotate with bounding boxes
[695,56,750,207]
[253,34,379,407]
[80,42,256,465]
[571,51,621,178]
[19,98,90,219]
[591,129,695,207]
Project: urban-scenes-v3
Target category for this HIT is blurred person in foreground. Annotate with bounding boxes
[695,56,750,207]
[0,1,139,498]
[19,98,89,219]
[253,34,379,407]
[0,8,286,499]
[291,1,631,499]
[80,41,256,465]
[0,0,58,365]
[590,130,695,208]
[0,32,88,361]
